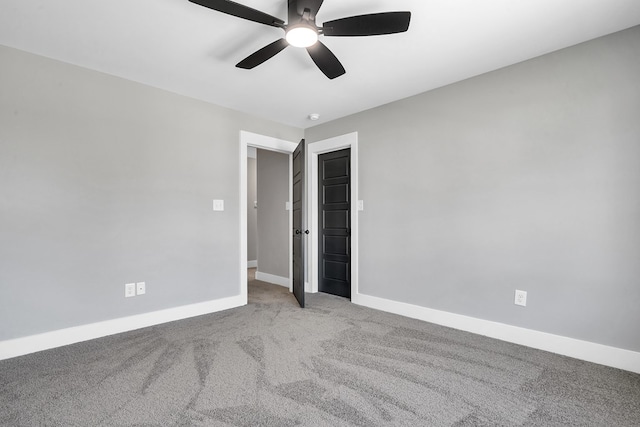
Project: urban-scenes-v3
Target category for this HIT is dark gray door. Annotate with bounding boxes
[292,139,306,308]
[318,148,351,299]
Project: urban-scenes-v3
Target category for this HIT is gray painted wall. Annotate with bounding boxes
[256,149,289,279]
[305,26,640,352]
[0,45,302,341]
[247,156,258,262]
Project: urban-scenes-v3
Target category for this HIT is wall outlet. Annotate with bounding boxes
[125,283,136,298]
[136,282,146,295]
[515,290,527,307]
[213,199,224,211]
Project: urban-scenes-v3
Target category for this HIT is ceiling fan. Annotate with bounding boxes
[188,0,411,79]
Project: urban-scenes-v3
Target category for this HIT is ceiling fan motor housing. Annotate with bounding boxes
[285,1,319,48]
[288,0,320,24]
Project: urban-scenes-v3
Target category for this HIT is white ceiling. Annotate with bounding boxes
[1,0,639,128]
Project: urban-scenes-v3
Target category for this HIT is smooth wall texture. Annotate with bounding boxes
[0,45,302,341]
[256,149,290,279]
[247,156,258,263]
[305,26,640,352]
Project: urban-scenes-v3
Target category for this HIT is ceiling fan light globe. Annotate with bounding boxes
[286,26,318,48]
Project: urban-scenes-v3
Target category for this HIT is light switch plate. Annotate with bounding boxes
[357,200,364,211]
[213,199,224,211]
[285,202,291,211]
[136,282,146,295]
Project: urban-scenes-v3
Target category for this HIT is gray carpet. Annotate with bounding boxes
[1,272,639,426]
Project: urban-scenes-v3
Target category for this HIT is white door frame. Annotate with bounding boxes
[307,132,359,297]
[239,131,298,304]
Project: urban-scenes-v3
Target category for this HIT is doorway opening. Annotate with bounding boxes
[240,131,297,305]
[240,131,359,305]
[249,148,291,287]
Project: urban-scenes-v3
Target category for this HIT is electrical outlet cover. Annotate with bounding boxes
[125,283,136,298]
[213,199,224,211]
[136,282,146,295]
[515,290,527,306]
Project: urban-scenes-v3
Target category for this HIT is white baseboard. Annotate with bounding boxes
[352,292,640,374]
[6,289,637,374]
[247,260,257,268]
[0,295,245,361]
[255,271,290,288]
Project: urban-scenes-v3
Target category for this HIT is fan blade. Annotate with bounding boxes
[322,12,411,36]
[188,0,284,28]
[306,41,345,79]
[236,38,289,69]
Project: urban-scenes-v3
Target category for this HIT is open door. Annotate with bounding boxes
[292,139,306,308]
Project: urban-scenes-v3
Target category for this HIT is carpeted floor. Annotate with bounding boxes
[1,270,639,426]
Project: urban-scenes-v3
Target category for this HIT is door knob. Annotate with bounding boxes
[304,230,309,234]
[295,229,301,235]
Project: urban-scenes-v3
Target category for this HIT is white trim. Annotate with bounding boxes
[307,132,359,295]
[255,271,290,288]
[239,136,249,304]
[352,293,640,374]
[247,260,257,268]
[0,295,244,361]
[240,131,297,298]
[241,131,298,153]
